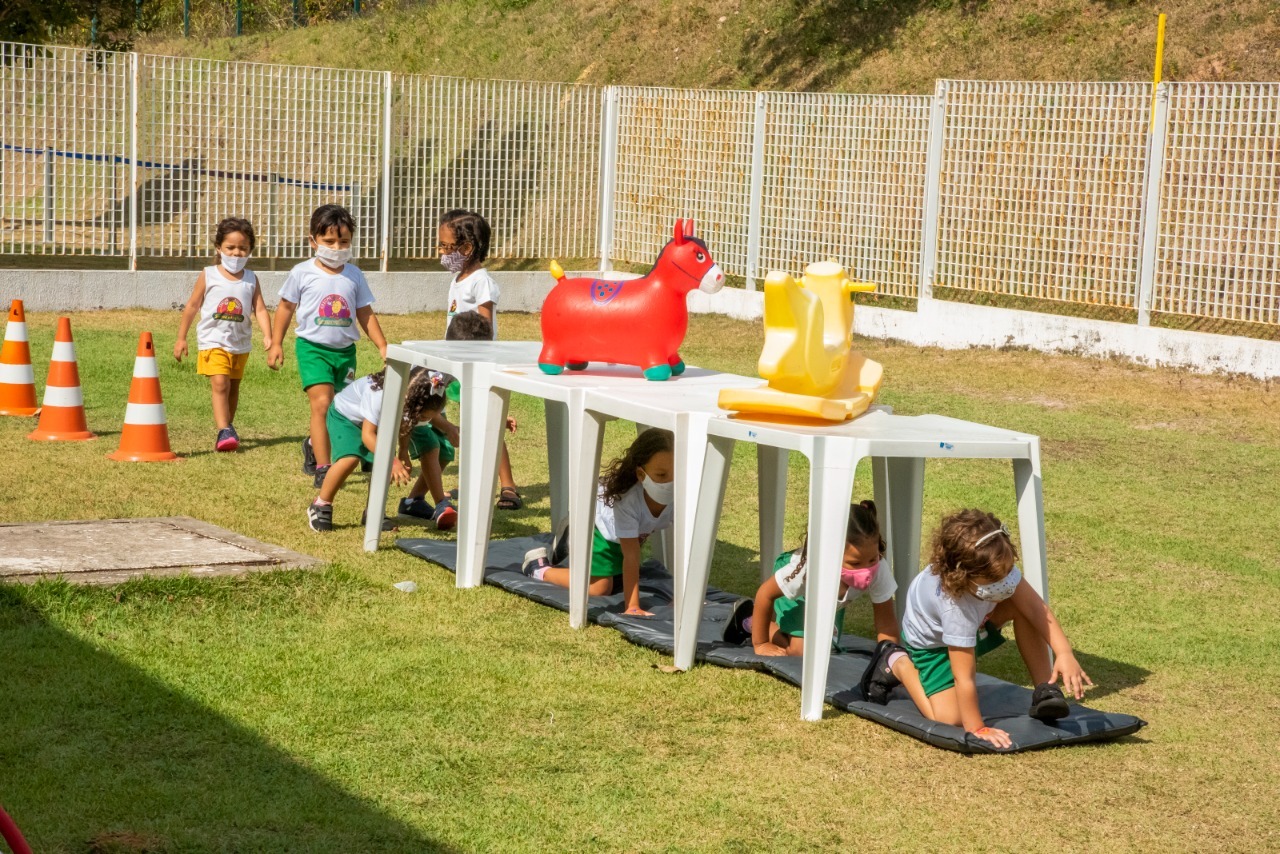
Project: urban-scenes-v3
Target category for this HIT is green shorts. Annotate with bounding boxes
[902,622,1008,697]
[326,405,455,466]
[773,596,846,648]
[296,337,357,391]
[589,528,625,578]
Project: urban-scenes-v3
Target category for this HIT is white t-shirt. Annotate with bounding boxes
[446,268,499,338]
[197,266,258,354]
[333,375,383,427]
[900,564,998,649]
[774,553,896,606]
[594,482,672,544]
[279,260,375,349]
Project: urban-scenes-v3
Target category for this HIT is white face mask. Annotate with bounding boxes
[639,469,674,505]
[220,253,249,274]
[441,250,468,274]
[973,566,1022,602]
[315,245,352,268]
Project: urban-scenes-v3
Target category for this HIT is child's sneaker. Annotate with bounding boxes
[301,437,317,476]
[306,500,333,532]
[1028,682,1070,722]
[215,426,240,452]
[313,464,331,489]
[432,498,457,531]
[722,597,754,646]
[360,509,398,532]
[522,547,550,577]
[859,639,906,705]
[397,496,435,520]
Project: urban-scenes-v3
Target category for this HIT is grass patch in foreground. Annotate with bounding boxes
[1,310,1278,852]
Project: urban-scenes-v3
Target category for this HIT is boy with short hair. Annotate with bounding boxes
[268,204,388,487]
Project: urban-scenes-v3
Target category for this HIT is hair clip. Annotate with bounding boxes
[973,523,1011,548]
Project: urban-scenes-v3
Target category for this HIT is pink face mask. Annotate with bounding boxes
[841,566,875,591]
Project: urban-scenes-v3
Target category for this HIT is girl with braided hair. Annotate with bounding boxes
[307,366,456,533]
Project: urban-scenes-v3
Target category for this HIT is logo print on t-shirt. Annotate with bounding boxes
[213,297,245,322]
[448,298,457,315]
[316,294,353,327]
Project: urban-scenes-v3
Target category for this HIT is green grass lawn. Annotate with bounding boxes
[1,309,1278,852]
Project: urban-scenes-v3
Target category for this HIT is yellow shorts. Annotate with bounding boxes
[197,348,251,379]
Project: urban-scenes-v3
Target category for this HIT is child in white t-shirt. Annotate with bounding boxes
[306,366,454,533]
[268,204,389,488]
[898,509,1095,749]
[174,217,272,452]
[521,428,674,616]
[438,209,499,339]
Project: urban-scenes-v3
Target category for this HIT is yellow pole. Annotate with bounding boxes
[1150,13,1167,131]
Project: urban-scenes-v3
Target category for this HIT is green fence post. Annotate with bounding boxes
[235,0,243,35]
[183,0,190,36]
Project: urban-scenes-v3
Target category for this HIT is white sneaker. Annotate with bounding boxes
[522,547,550,577]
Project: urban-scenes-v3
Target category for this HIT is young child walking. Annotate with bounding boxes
[438,209,499,338]
[268,204,388,487]
[174,217,272,452]
[726,501,928,708]
[440,310,521,509]
[307,366,454,533]
[896,508,1094,748]
[521,428,675,617]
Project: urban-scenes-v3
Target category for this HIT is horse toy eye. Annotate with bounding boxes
[695,251,706,262]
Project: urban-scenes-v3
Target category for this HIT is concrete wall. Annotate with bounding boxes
[4,269,1278,379]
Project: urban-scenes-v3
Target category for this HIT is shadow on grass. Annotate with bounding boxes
[0,587,453,853]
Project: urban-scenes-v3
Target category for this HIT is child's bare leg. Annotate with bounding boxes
[413,449,447,503]
[228,378,242,424]
[990,600,1053,685]
[771,626,805,657]
[923,687,962,726]
[498,440,517,491]
[210,375,232,430]
[317,456,360,503]
[306,383,335,465]
[540,566,614,595]
[891,656,934,719]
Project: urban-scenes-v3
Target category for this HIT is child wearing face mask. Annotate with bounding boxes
[174,217,273,452]
[269,204,388,488]
[897,508,1094,748]
[438,209,498,339]
[521,428,675,616]
[306,366,452,533]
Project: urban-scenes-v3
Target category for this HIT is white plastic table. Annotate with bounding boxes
[673,409,1048,721]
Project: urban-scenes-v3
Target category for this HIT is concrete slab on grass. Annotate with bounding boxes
[0,517,320,584]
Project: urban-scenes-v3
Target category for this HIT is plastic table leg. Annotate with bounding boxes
[455,364,510,589]
[568,404,607,629]
[757,445,788,581]
[883,456,925,620]
[674,433,735,671]
[799,441,860,721]
[364,358,409,552]
[544,399,569,529]
[1014,438,1049,602]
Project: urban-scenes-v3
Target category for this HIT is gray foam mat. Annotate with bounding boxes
[398,535,1146,754]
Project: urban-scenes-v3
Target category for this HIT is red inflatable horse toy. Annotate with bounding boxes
[538,219,724,380]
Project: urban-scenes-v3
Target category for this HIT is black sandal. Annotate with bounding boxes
[859,639,905,705]
[496,487,523,510]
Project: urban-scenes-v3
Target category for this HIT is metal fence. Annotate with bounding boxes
[2,40,1279,328]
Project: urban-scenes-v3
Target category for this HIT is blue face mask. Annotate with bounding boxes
[973,566,1022,602]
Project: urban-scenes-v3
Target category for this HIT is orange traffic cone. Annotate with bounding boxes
[0,300,38,416]
[28,317,94,441]
[108,331,178,462]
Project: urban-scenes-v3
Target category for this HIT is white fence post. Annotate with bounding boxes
[380,70,393,273]
[917,80,948,303]
[744,91,768,292]
[1137,82,1170,327]
[597,86,620,272]
[128,52,139,272]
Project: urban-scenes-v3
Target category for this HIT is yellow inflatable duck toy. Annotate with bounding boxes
[718,260,883,422]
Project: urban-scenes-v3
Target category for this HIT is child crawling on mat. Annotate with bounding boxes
[520,428,675,616]
[724,500,929,710]
[891,508,1094,748]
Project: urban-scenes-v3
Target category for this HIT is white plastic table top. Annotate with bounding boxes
[675,406,1049,721]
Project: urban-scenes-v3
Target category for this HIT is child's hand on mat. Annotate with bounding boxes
[1050,654,1094,699]
[506,416,517,434]
[754,643,787,657]
[267,344,284,370]
[623,607,654,617]
[973,726,1012,749]
[391,459,412,485]
[173,340,187,362]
